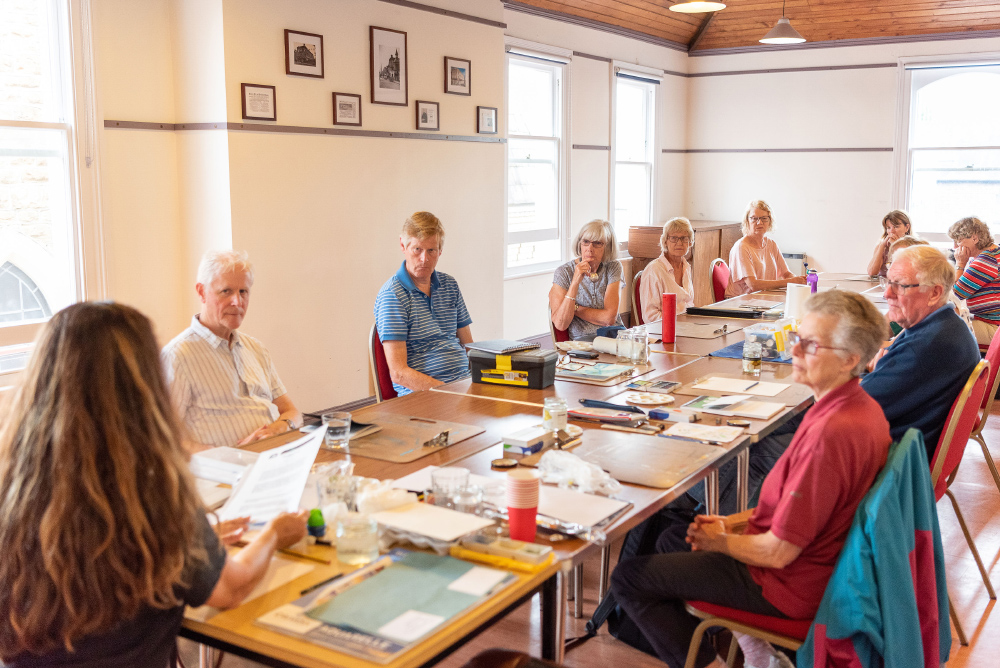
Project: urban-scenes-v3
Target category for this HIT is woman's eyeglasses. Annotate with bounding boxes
[666,236,691,245]
[581,239,606,249]
[787,331,846,356]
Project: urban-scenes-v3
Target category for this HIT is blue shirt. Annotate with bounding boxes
[860,304,980,461]
[374,262,472,396]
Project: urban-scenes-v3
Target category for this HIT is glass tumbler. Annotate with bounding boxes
[321,411,352,455]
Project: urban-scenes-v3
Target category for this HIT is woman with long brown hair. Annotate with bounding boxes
[0,302,306,667]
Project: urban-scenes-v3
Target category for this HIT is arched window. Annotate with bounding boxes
[0,262,51,323]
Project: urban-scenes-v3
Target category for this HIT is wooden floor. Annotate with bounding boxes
[179,403,1000,667]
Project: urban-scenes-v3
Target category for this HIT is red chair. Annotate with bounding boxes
[710,258,730,303]
[683,601,811,667]
[547,306,570,346]
[631,268,645,326]
[368,324,398,403]
[970,335,1000,497]
[929,359,992,645]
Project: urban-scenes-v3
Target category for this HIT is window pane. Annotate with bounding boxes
[909,148,1000,234]
[0,126,75,325]
[616,80,649,162]
[508,138,558,234]
[912,71,1000,148]
[0,0,62,122]
[509,61,555,137]
[614,162,651,236]
[507,240,561,268]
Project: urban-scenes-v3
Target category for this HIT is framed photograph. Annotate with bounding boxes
[284,29,324,78]
[241,83,276,122]
[444,56,471,96]
[332,92,362,126]
[477,106,497,134]
[415,100,439,131]
[369,26,407,106]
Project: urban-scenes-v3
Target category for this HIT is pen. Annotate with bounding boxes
[300,572,345,596]
[660,434,723,446]
[745,381,759,390]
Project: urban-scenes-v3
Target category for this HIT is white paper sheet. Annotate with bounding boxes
[195,478,231,510]
[665,422,745,443]
[447,566,510,596]
[218,428,324,523]
[190,446,259,485]
[691,377,790,397]
[378,610,446,642]
[373,502,495,542]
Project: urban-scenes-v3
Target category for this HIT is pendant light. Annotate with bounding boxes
[759,0,806,44]
[669,0,726,13]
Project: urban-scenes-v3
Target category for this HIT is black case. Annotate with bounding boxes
[468,348,557,389]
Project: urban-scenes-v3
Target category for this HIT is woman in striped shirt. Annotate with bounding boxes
[951,216,1000,345]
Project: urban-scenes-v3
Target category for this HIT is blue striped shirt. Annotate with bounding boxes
[374,262,472,395]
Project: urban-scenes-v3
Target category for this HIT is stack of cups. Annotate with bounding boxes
[506,469,540,542]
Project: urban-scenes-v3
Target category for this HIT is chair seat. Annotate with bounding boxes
[687,601,812,641]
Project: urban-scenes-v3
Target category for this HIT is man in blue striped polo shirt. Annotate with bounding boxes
[374,212,473,396]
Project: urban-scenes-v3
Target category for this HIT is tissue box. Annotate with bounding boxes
[469,348,557,389]
[744,319,795,361]
[503,424,557,455]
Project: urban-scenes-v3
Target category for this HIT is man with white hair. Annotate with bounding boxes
[162,250,302,448]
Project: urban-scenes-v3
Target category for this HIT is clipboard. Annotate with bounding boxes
[349,414,486,463]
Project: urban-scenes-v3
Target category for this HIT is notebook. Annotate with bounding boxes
[465,339,540,354]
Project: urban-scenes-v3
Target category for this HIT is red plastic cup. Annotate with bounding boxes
[661,293,677,343]
[508,506,538,542]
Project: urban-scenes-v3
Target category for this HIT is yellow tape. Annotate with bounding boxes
[449,545,555,573]
[496,354,512,371]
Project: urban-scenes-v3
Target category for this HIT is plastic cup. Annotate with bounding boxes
[508,506,537,542]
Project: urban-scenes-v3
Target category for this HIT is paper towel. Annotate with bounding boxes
[785,283,812,321]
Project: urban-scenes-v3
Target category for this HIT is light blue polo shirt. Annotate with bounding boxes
[374,262,473,395]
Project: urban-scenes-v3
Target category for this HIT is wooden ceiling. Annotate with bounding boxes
[508,1,1000,52]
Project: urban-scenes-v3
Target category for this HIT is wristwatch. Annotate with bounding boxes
[281,418,296,431]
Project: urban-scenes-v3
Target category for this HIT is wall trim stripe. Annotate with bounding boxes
[662,147,893,153]
[104,120,506,143]
[572,144,610,150]
[503,1,688,53]
[688,63,897,78]
[376,0,506,29]
[571,50,611,63]
[691,28,1000,57]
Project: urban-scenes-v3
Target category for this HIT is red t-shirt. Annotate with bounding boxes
[746,378,890,619]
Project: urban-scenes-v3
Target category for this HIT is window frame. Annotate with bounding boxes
[610,63,661,253]
[893,53,1000,242]
[503,42,571,278]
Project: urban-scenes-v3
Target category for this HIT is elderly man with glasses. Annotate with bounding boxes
[861,244,980,460]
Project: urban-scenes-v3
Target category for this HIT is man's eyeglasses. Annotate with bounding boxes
[787,331,846,356]
[666,236,691,245]
[581,239,606,249]
[748,216,771,224]
[878,277,929,293]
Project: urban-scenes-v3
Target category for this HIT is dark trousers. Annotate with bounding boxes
[610,541,787,668]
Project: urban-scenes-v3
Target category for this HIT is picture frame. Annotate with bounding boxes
[415,100,440,131]
[477,106,497,134]
[241,83,277,122]
[284,29,324,78]
[444,56,471,96]
[332,92,362,126]
[369,26,407,106]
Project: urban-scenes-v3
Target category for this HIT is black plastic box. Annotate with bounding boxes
[468,348,558,389]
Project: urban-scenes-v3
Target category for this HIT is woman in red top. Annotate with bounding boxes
[610,291,891,668]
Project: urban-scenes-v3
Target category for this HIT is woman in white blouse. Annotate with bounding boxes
[640,217,695,322]
[726,200,807,297]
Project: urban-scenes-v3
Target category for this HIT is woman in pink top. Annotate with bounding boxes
[640,217,695,323]
[726,200,807,297]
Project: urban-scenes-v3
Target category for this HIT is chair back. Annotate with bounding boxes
[710,258,730,303]
[631,269,645,327]
[368,324,398,402]
[977,333,1000,419]
[548,306,570,345]
[930,359,989,500]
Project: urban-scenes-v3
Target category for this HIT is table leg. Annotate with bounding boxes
[597,545,611,602]
[541,568,567,663]
[737,449,750,512]
[573,563,584,619]
[705,469,720,516]
[198,644,215,668]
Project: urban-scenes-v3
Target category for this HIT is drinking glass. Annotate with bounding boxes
[452,484,483,515]
[543,397,568,433]
[335,513,379,566]
[630,325,648,365]
[480,481,507,536]
[429,467,469,508]
[616,329,633,363]
[743,341,763,377]
[321,411,352,455]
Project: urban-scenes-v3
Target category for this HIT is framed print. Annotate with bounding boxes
[285,29,324,78]
[241,83,277,122]
[370,26,407,106]
[415,100,439,131]
[332,92,362,126]
[444,56,471,96]
[477,106,497,134]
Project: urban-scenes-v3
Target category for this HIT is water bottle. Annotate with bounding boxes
[806,269,818,294]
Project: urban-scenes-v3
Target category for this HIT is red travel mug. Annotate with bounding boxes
[508,506,538,542]
[661,293,677,343]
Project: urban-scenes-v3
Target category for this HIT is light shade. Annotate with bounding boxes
[669,1,726,13]
[759,17,806,44]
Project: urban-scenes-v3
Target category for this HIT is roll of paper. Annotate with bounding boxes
[661,293,677,343]
[592,336,619,355]
[785,283,812,321]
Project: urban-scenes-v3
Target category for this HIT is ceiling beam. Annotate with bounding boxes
[687,11,717,52]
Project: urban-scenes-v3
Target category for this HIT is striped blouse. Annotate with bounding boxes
[953,245,1000,324]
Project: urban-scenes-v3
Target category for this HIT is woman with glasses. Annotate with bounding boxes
[639,217,695,323]
[949,216,1000,345]
[726,200,807,297]
[550,219,624,341]
[866,210,912,278]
